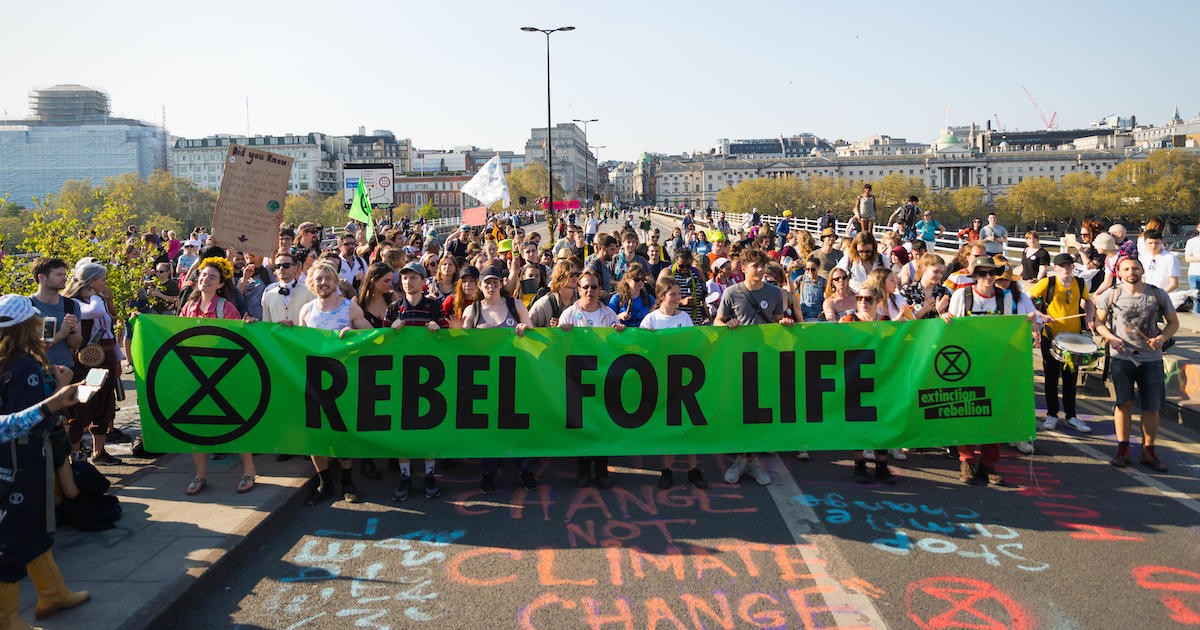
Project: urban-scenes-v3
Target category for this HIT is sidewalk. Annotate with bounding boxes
[15,373,313,630]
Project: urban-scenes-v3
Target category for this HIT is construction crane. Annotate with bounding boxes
[993,113,1004,131]
[1022,86,1058,130]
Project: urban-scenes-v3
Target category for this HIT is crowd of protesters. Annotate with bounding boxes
[2,199,1186,626]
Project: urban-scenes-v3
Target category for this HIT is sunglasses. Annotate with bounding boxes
[629,277,644,283]
[856,248,874,254]
[304,229,319,234]
[274,262,294,269]
[856,295,876,303]
[831,276,848,282]
[805,266,818,271]
[976,270,1002,277]
[569,272,581,277]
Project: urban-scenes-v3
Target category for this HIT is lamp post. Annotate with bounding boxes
[589,144,605,209]
[573,118,598,199]
[522,25,574,237]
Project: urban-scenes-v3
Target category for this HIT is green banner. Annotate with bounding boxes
[131,315,1035,457]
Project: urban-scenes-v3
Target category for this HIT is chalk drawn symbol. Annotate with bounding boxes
[935,346,971,382]
[906,576,1030,630]
[145,326,270,445]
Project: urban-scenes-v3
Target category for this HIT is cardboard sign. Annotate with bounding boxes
[462,206,488,227]
[212,145,293,257]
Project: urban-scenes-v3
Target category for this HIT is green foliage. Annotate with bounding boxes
[506,163,564,208]
[417,201,439,221]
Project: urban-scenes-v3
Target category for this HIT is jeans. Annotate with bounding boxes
[1191,274,1200,313]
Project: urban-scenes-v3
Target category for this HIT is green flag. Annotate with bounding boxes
[349,177,375,240]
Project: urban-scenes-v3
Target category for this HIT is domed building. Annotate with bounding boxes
[930,128,969,154]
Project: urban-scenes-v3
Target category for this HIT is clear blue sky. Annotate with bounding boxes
[4,0,1197,162]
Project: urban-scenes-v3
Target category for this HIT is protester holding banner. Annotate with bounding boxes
[560,269,625,489]
[822,268,856,323]
[716,248,793,486]
[943,256,1012,486]
[834,285,898,484]
[297,261,371,504]
[176,257,259,496]
[462,264,539,493]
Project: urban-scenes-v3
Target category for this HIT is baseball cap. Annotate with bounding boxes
[1052,253,1075,267]
[458,265,480,280]
[712,256,731,270]
[480,264,504,281]
[399,261,427,278]
[184,240,199,247]
[0,294,41,328]
[459,224,470,232]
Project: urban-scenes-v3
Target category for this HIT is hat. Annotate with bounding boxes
[480,264,504,281]
[712,256,731,270]
[76,262,108,284]
[497,239,513,253]
[0,294,40,328]
[459,224,470,232]
[555,248,571,260]
[458,265,480,280]
[297,221,319,232]
[709,230,727,242]
[1091,232,1117,252]
[968,256,999,276]
[399,261,427,278]
[922,210,932,216]
[820,227,836,238]
[184,240,199,248]
[1052,253,1075,267]
[782,210,793,217]
[991,255,1014,281]
[890,246,910,266]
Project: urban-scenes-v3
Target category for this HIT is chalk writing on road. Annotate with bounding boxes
[1133,565,1200,625]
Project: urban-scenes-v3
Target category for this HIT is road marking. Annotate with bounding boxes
[763,453,888,629]
[1054,434,1200,517]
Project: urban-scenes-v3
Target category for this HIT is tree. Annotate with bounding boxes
[871,173,926,212]
[417,201,438,221]
[393,202,416,220]
[283,194,317,226]
[995,177,1061,229]
[948,186,987,228]
[506,163,564,208]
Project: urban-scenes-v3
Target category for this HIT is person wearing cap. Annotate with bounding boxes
[0,294,92,628]
[943,256,1032,485]
[810,227,844,280]
[61,262,123,466]
[383,260,448,502]
[296,222,322,252]
[176,240,200,277]
[446,225,471,260]
[888,195,921,241]
[1095,256,1178,472]
[1030,253,1096,435]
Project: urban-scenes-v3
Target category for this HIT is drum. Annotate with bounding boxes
[1050,332,1103,370]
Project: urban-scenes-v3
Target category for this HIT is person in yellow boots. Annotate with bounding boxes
[0,294,91,629]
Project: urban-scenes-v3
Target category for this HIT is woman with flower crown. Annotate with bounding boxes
[177,256,259,495]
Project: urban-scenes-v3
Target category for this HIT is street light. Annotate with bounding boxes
[573,118,598,200]
[589,144,605,207]
[522,25,574,234]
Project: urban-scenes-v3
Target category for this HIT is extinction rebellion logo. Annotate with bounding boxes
[145,326,271,445]
[917,345,993,419]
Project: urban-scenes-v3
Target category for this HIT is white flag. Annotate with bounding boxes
[460,154,511,208]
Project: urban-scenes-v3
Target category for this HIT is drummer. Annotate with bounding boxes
[1029,253,1095,433]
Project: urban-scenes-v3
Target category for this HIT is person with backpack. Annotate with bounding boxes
[1029,254,1096,435]
[461,264,540,494]
[887,196,921,241]
[1095,257,1179,472]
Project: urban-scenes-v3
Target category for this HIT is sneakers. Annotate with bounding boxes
[724,456,748,483]
[480,472,496,494]
[1011,441,1034,455]
[518,469,539,491]
[305,469,335,506]
[342,479,361,503]
[106,427,132,443]
[658,468,674,489]
[853,459,871,484]
[796,451,810,461]
[687,468,708,489]
[424,474,441,499]
[749,458,772,485]
[1042,415,1060,431]
[889,449,907,461]
[875,462,896,485]
[393,475,412,501]
[90,449,121,466]
[1065,416,1092,433]
[1140,446,1168,473]
[959,461,979,484]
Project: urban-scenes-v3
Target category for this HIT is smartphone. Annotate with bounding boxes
[77,368,109,404]
[42,317,57,342]
[519,278,539,295]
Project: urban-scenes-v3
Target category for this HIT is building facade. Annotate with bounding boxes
[172,133,349,196]
[524,123,596,201]
[394,173,473,217]
[0,85,168,206]
[346,129,413,173]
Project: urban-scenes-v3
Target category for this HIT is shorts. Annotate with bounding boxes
[1109,357,1164,411]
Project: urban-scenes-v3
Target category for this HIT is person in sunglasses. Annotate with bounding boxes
[261,250,314,327]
